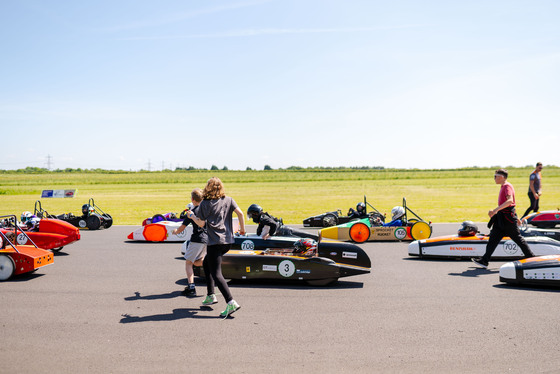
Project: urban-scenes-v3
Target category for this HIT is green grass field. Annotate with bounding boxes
[1,167,558,225]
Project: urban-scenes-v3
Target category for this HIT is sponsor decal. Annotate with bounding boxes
[241,240,255,250]
[296,269,311,274]
[330,252,338,256]
[555,213,560,219]
[176,230,187,238]
[503,240,519,255]
[78,220,87,228]
[41,189,77,198]
[278,260,296,277]
[246,267,251,273]
[262,265,277,272]
[17,233,27,245]
[394,228,407,240]
[450,246,474,251]
[342,251,358,259]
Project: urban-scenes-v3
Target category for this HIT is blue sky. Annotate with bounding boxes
[1,0,558,171]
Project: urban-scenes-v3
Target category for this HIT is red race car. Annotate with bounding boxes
[1,212,80,252]
[523,210,560,228]
[0,216,54,281]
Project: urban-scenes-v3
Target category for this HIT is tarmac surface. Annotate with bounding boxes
[2,223,559,373]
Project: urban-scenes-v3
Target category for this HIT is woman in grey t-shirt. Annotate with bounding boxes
[188,177,246,318]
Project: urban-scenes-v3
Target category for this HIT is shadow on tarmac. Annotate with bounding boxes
[120,308,220,323]
[448,267,499,277]
[124,290,185,301]
[492,283,560,293]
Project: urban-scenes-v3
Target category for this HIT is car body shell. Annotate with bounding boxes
[321,217,432,242]
[0,221,54,281]
[408,234,560,259]
[524,210,560,228]
[142,211,188,226]
[128,221,193,242]
[194,235,371,285]
[500,255,560,287]
[128,218,239,242]
[0,218,80,251]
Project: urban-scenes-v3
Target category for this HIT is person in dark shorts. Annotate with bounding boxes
[472,169,535,269]
[172,188,207,297]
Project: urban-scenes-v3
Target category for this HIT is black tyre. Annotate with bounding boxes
[51,247,64,253]
[87,215,102,230]
[103,214,113,228]
[322,214,338,227]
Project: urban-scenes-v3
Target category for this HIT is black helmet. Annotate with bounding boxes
[356,202,366,213]
[82,204,91,215]
[458,221,478,237]
[247,204,263,223]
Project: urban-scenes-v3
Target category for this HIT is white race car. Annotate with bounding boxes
[408,234,560,260]
[127,218,239,242]
[500,255,560,287]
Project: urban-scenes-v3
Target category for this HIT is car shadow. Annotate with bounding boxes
[225,278,365,290]
[124,241,179,245]
[492,284,560,293]
[5,272,46,282]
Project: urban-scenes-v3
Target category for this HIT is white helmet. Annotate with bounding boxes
[391,206,405,221]
[21,211,32,223]
[187,203,194,210]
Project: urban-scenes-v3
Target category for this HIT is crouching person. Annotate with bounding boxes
[247,204,320,241]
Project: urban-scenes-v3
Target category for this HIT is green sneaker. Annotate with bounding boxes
[202,294,218,306]
[220,300,240,319]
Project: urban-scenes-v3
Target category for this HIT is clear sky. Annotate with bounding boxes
[1,0,558,171]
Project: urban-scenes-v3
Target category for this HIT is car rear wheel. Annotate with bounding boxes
[87,215,102,230]
[349,222,370,243]
[322,214,338,227]
[103,214,113,228]
[0,255,15,281]
[410,221,431,240]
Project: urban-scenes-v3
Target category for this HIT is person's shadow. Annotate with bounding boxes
[448,267,499,278]
[121,290,226,322]
[120,308,219,323]
[124,291,185,301]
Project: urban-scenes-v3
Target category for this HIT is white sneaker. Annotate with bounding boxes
[220,300,240,318]
[202,294,218,306]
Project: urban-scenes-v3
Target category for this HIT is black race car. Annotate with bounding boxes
[194,234,371,286]
[303,196,385,228]
[35,198,113,230]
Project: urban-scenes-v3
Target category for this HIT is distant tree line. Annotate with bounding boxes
[1,165,388,173]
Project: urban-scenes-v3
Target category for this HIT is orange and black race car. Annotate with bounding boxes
[0,215,54,281]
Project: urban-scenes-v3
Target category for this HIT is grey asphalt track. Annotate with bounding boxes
[2,224,559,373]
